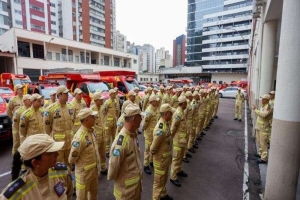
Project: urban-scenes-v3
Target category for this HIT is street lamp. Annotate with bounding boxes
[44,38,54,60]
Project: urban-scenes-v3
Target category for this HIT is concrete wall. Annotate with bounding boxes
[211,73,247,84]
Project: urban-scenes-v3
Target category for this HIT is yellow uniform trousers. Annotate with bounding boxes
[170,146,185,180]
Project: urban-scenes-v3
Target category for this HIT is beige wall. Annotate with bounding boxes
[211,73,247,84]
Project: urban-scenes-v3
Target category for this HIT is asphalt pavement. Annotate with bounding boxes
[0,98,263,200]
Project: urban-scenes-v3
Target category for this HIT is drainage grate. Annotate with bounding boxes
[227,131,244,137]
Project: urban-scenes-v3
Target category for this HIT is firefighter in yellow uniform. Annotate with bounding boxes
[116,113,125,134]
[11,94,31,155]
[170,97,188,187]
[134,87,141,107]
[150,104,173,200]
[19,94,44,144]
[121,90,136,113]
[234,88,245,122]
[203,90,211,131]
[185,91,196,156]
[44,85,75,170]
[252,94,273,164]
[90,92,108,175]
[108,104,143,200]
[114,87,121,116]
[69,108,99,199]
[103,89,118,156]
[180,86,188,97]
[188,91,200,151]
[197,89,207,138]
[209,87,216,121]
[162,86,172,104]
[170,88,181,108]
[157,86,165,107]
[142,95,159,175]
[142,87,152,111]
[213,87,220,119]
[0,134,73,200]
[70,88,87,137]
[44,91,56,108]
[7,84,24,119]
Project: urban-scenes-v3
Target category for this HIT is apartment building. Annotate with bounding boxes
[1,0,116,48]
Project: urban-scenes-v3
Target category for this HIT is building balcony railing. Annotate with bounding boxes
[202,44,249,52]
[203,25,252,36]
[202,35,250,44]
[202,54,248,61]
[203,15,252,28]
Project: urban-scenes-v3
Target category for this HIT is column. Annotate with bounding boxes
[29,43,33,58]
[264,0,300,199]
[43,41,46,59]
[98,52,102,65]
[111,55,114,66]
[66,46,69,62]
[259,20,278,96]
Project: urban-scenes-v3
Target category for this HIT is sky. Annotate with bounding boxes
[116,0,187,55]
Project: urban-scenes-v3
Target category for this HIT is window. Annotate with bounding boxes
[133,59,137,64]
[32,44,44,59]
[50,2,55,7]
[18,41,30,57]
[0,15,4,25]
[219,81,223,84]
[51,29,56,34]
[114,57,119,67]
[31,14,45,22]
[47,52,52,60]
[68,50,73,62]
[51,21,56,25]
[30,4,44,12]
[14,9,22,15]
[80,52,85,63]
[15,20,23,25]
[75,55,79,63]
[50,12,56,16]
[80,83,89,95]
[104,56,109,65]
[14,0,20,3]
[0,28,5,35]
[31,24,45,31]
[56,53,60,61]
[61,48,67,61]
[86,52,90,63]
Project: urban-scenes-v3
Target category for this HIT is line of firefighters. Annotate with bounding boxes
[1,83,221,200]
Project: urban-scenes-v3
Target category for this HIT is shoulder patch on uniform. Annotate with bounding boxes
[54,181,65,197]
[3,178,25,198]
[145,112,150,117]
[159,123,163,129]
[72,141,80,148]
[157,130,163,136]
[113,149,120,156]
[44,111,49,116]
[117,135,124,145]
[175,115,180,120]
[53,162,67,170]
[117,122,123,127]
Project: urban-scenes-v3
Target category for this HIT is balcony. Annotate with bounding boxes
[203,25,252,36]
[202,35,250,44]
[202,63,247,69]
[90,29,105,37]
[202,45,249,52]
[203,15,252,28]
[202,54,249,61]
[90,21,105,29]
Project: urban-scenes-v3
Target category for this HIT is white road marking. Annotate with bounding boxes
[243,102,250,200]
[0,171,10,178]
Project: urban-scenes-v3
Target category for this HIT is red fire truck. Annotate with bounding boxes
[96,70,145,99]
[0,73,31,91]
[41,72,125,107]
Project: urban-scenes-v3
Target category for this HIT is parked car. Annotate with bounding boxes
[0,95,12,141]
[218,87,247,98]
[0,87,15,103]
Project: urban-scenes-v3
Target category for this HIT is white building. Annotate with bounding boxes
[0,28,138,81]
[155,47,165,69]
[135,44,155,73]
[114,30,127,52]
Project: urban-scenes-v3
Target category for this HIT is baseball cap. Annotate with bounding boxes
[109,89,116,95]
[50,91,56,96]
[22,94,31,101]
[77,108,98,120]
[269,91,275,95]
[134,87,139,91]
[128,90,137,96]
[160,104,176,113]
[199,89,204,94]
[185,91,193,97]
[56,85,69,94]
[149,95,159,102]
[159,86,164,90]
[30,93,43,101]
[93,92,105,100]
[261,94,270,100]
[176,88,182,92]
[178,96,187,104]
[183,85,188,89]
[124,104,144,117]
[238,88,241,91]
[18,134,64,161]
[74,88,83,95]
[15,84,24,90]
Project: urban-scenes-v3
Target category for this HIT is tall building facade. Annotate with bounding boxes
[186,0,252,72]
[155,47,165,69]
[0,0,116,48]
[173,34,186,67]
[114,30,127,52]
[135,44,155,73]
